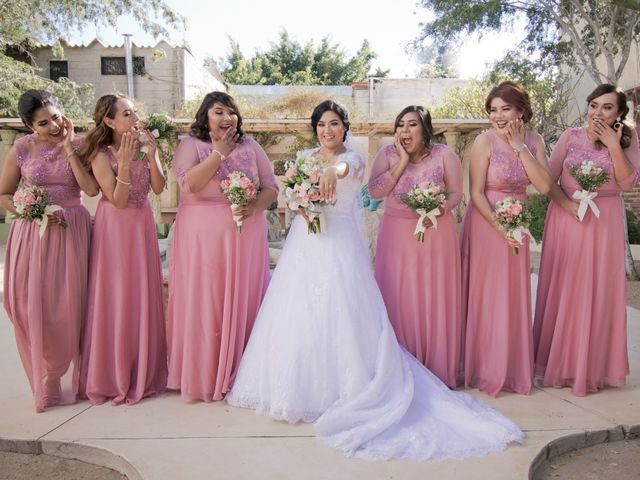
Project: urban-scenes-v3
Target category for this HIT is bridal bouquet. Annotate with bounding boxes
[13,185,67,238]
[220,171,258,233]
[494,198,532,255]
[399,181,448,242]
[570,160,609,221]
[282,155,331,234]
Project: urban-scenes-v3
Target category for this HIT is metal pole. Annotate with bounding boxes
[123,34,134,98]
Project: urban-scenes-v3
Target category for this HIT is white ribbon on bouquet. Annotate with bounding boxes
[572,190,600,222]
[414,206,442,237]
[509,226,536,247]
[36,205,64,238]
[230,204,243,233]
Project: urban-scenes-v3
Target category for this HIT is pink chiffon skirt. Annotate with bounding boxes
[461,192,533,397]
[374,210,461,388]
[4,204,90,412]
[167,202,270,402]
[80,200,167,405]
[534,196,628,396]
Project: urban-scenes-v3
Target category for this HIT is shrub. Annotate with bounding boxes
[627,209,640,244]
[526,193,550,243]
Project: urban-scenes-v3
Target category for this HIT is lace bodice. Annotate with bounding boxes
[550,127,640,195]
[367,143,463,214]
[485,129,537,193]
[13,134,82,204]
[172,136,279,203]
[103,147,150,208]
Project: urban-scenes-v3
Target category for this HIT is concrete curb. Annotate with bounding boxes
[0,437,143,480]
[528,424,640,479]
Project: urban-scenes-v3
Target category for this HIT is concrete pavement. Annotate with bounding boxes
[0,258,638,479]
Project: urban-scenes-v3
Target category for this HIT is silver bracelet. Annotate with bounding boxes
[513,144,527,155]
[116,176,132,186]
[212,149,226,161]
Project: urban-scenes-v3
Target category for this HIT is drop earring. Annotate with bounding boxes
[613,117,622,130]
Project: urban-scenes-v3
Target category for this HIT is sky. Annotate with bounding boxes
[71,0,525,79]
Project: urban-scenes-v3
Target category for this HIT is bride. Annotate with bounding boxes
[226,100,523,461]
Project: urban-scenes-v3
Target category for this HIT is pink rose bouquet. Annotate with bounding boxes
[282,155,332,234]
[494,198,532,254]
[13,185,67,237]
[399,181,448,242]
[220,171,258,233]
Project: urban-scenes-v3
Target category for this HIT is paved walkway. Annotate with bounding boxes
[0,252,638,479]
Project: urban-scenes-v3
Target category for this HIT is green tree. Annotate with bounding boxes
[219,30,389,85]
[433,49,570,145]
[414,0,640,84]
[415,43,458,78]
[0,0,184,117]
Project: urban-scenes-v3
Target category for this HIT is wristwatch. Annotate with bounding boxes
[514,144,527,155]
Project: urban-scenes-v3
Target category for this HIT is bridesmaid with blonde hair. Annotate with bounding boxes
[79,94,167,405]
[461,81,552,396]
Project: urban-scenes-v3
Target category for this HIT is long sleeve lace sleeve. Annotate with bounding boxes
[172,136,199,193]
[549,130,570,183]
[251,139,279,193]
[367,145,397,199]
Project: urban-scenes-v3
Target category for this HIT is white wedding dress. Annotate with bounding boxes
[226,148,523,461]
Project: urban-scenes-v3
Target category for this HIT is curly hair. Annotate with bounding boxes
[190,91,244,142]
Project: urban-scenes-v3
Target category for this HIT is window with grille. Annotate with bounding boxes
[101,56,146,75]
[49,61,68,81]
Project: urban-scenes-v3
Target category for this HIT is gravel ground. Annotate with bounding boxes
[533,438,640,480]
[0,451,127,480]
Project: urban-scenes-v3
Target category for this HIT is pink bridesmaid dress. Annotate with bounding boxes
[369,143,463,388]
[4,135,91,412]
[461,129,538,396]
[167,135,278,402]
[80,150,167,405]
[534,128,640,396]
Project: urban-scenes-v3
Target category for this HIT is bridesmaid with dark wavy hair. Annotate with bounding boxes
[368,105,463,388]
[167,91,278,402]
[0,90,98,412]
[534,84,640,396]
[79,94,167,405]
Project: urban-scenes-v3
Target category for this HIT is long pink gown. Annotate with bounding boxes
[3,134,91,412]
[460,129,538,397]
[534,128,640,396]
[80,150,167,405]
[368,143,463,388]
[167,135,278,402]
